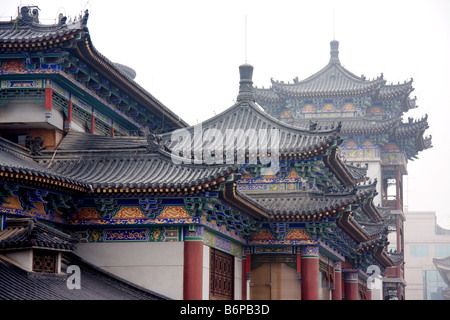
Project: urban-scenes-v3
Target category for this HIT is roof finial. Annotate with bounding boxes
[237,63,255,102]
[329,40,340,64]
[245,15,248,63]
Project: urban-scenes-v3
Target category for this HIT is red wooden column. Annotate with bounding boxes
[44,87,53,118]
[183,240,203,300]
[300,245,319,300]
[241,253,250,300]
[90,114,95,134]
[343,270,359,300]
[331,261,342,300]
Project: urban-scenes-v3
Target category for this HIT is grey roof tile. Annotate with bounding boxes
[244,182,377,217]
[0,252,168,300]
[37,132,237,189]
[0,218,76,251]
[0,138,85,187]
[161,100,341,155]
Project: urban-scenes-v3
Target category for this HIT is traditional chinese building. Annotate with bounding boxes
[254,40,432,299]
[0,6,187,149]
[0,7,407,300]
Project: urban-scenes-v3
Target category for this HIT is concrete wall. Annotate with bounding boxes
[4,249,33,271]
[404,211,450,300]
[75,242,243,300]
[234,257,242,300]
[75,242,184,300]
[0,101,64,130]
[202,245,210,300]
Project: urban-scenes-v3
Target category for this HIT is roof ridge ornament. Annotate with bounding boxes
[237,63,255,102]
[19,6,40,25]
[329,40,340,65]
[142,127,163,153]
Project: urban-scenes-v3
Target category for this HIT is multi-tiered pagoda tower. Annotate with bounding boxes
[254,40,432,300]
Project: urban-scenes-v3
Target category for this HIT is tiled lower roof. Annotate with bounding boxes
[0,253,169,300]
[245,184,376,217]
[55,131,148,151]
[0,218,76,251]
[42,151,236,190]
[0,138,84,187]
[433,256,450,287]
[290,116,402,135]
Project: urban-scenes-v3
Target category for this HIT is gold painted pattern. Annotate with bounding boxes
[158,206,190,219]
[249,229,275,240]
[76,207,101,219]
[287,169,300,179]
[113,207,146,219]
[2,197,22,210]
[285,229,311,240]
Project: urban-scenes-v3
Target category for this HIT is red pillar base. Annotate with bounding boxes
[366,289,372,300]
[343,271,359,300]
[301,245,319,300]
[331,261,342,300]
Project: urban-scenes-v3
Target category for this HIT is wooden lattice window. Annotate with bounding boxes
[210,248,234,300]
[32,250,57,273]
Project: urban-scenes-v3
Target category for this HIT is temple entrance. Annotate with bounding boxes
[250,255,301,300]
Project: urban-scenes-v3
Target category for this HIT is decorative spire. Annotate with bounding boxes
[237,63,255,102]
[329,40,340,64]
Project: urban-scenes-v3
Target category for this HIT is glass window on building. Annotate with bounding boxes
[435,245,450,257]
[410,245,429,257]
[423,270,446,300]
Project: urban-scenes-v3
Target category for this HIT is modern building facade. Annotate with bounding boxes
[404,211,450,300]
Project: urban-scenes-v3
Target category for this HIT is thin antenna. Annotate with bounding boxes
[333,8,336,40]
[245,15,248,63]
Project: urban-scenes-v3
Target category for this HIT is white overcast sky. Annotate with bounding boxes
[2,0,450,227]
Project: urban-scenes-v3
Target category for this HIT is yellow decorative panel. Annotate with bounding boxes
[113,207,146,219]
[158,206,190,219]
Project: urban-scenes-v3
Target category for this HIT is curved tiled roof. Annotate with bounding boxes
[292,116,402,135]
[0,218,75,251]
[161,98,342,156]
[0,9,88,46]
[353,220,387,239]
[379,80,414,100]
[254,40,417,115]
[344,162,369,182]
[255,40,386,100]
[394,115,429,139]
[55,131,148,151]
[433,256,450,287]
[38,132,237,190]
[0,7,187,132]
[245,182,377,218]
[254,87,286,107]
[386,251,404,265]
[270,65,384,99]
[0,252,169,300]
[0,137,86,188]
[46,153,236,190]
